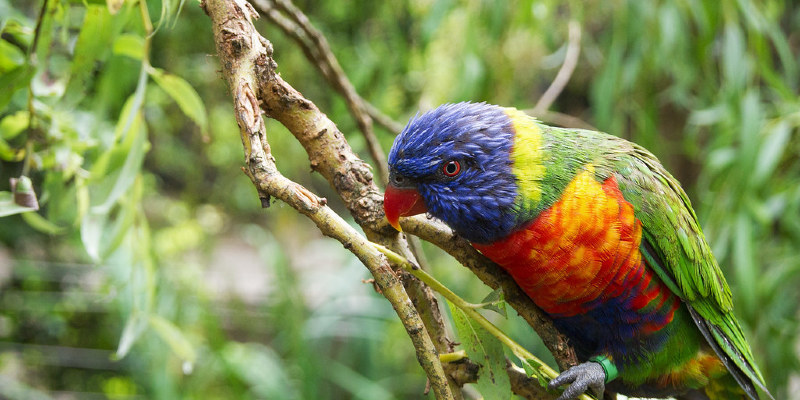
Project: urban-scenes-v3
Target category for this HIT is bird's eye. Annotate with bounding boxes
[442,160,461,177]
[390,173,408,187]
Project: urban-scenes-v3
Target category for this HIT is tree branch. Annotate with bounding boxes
[235,10,461,396]
[203,0,581,398]
[532,20,581,115]
[202,0,454,398]
[526,109,597,131]
[372,242,595,400]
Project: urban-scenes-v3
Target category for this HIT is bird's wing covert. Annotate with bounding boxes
[606,144,770,398]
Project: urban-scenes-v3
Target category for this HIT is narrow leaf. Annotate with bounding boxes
[148,314,197,366]
[112,34,144,60]
[115,311,146,360]
[0,67,34,110]
[80,210,107,262]
[21,212,65,234]
[150,68,208,135]
[0,111,29,140]
[480,287,507,317]
[93,112,148,214]
[752,120,791,186]
[448,300,511,400]
[0,192,35,217]
[63,5,118,107]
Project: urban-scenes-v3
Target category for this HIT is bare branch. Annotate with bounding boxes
[363,100,405,134]
[203,1,582,398]
[526,109,597,131]
[202,0,454,397]
[250,0,405,183]
[533,20,582,115]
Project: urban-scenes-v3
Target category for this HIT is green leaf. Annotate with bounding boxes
[115,311,146,360]
[63,4,120,107]
[90,110,148,214]
[0,38,25,71]
[81,111,147,261]
[149,68,208,135]
[516,354,549,388]
[0,191,35,217]
[148,314,197,367]
[112,34,144,60]
[79,178,137,261]
[722,23,747,91]
[447,300,511,400]
[222,342,298,399]
[33,0,58,66]
[100,177,140,260]
[80,210,107,261]
[0,66,34,110]
[21,211,65,234]
[480,287,507,317]
[753,120,791,186]
[0,137,24,161]
[0,110,29,140]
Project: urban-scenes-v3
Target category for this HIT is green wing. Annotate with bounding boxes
[596,141,771,400]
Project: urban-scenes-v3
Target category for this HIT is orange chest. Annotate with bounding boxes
[473,173,650,316]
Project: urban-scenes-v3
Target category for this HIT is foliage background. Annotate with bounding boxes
[0,0,798,399]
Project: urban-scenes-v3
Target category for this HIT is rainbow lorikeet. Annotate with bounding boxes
[383,102,772,400]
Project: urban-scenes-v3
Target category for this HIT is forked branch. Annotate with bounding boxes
[203,0,580,398]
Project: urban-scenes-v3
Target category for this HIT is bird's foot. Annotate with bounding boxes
[548,361,605,400]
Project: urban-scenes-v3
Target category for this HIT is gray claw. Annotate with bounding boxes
[548,361,605,400]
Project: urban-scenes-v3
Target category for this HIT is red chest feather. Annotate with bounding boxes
[474,170,674,322]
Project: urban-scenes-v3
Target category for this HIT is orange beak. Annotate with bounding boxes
[383,184,428,231]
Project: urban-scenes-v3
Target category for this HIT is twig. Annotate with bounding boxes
[202,1,454,398]
[257,0,404,134]
[372,244,559,376]
[373,243,594,400]
[526,109,597,131]
[400,216,579,372]
[533,20,581,115]
[363,100,405,134]
[24,0,51,176]
[250,0,399,183]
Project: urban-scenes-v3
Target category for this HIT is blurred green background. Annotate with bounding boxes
[0,0,798,398]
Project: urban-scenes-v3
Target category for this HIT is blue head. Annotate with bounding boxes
[385,102,521,243]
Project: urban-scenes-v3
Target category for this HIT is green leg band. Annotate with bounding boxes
[589,355,618,383]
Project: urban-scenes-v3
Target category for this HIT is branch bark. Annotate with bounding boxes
[203,0,580,398]
[202,1,454,398]
[250,0,397,184]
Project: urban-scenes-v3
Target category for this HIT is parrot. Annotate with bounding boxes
[382,102,773,400]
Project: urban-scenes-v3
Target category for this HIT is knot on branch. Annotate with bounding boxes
[234,81,261,130]
[290,182,323,211]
